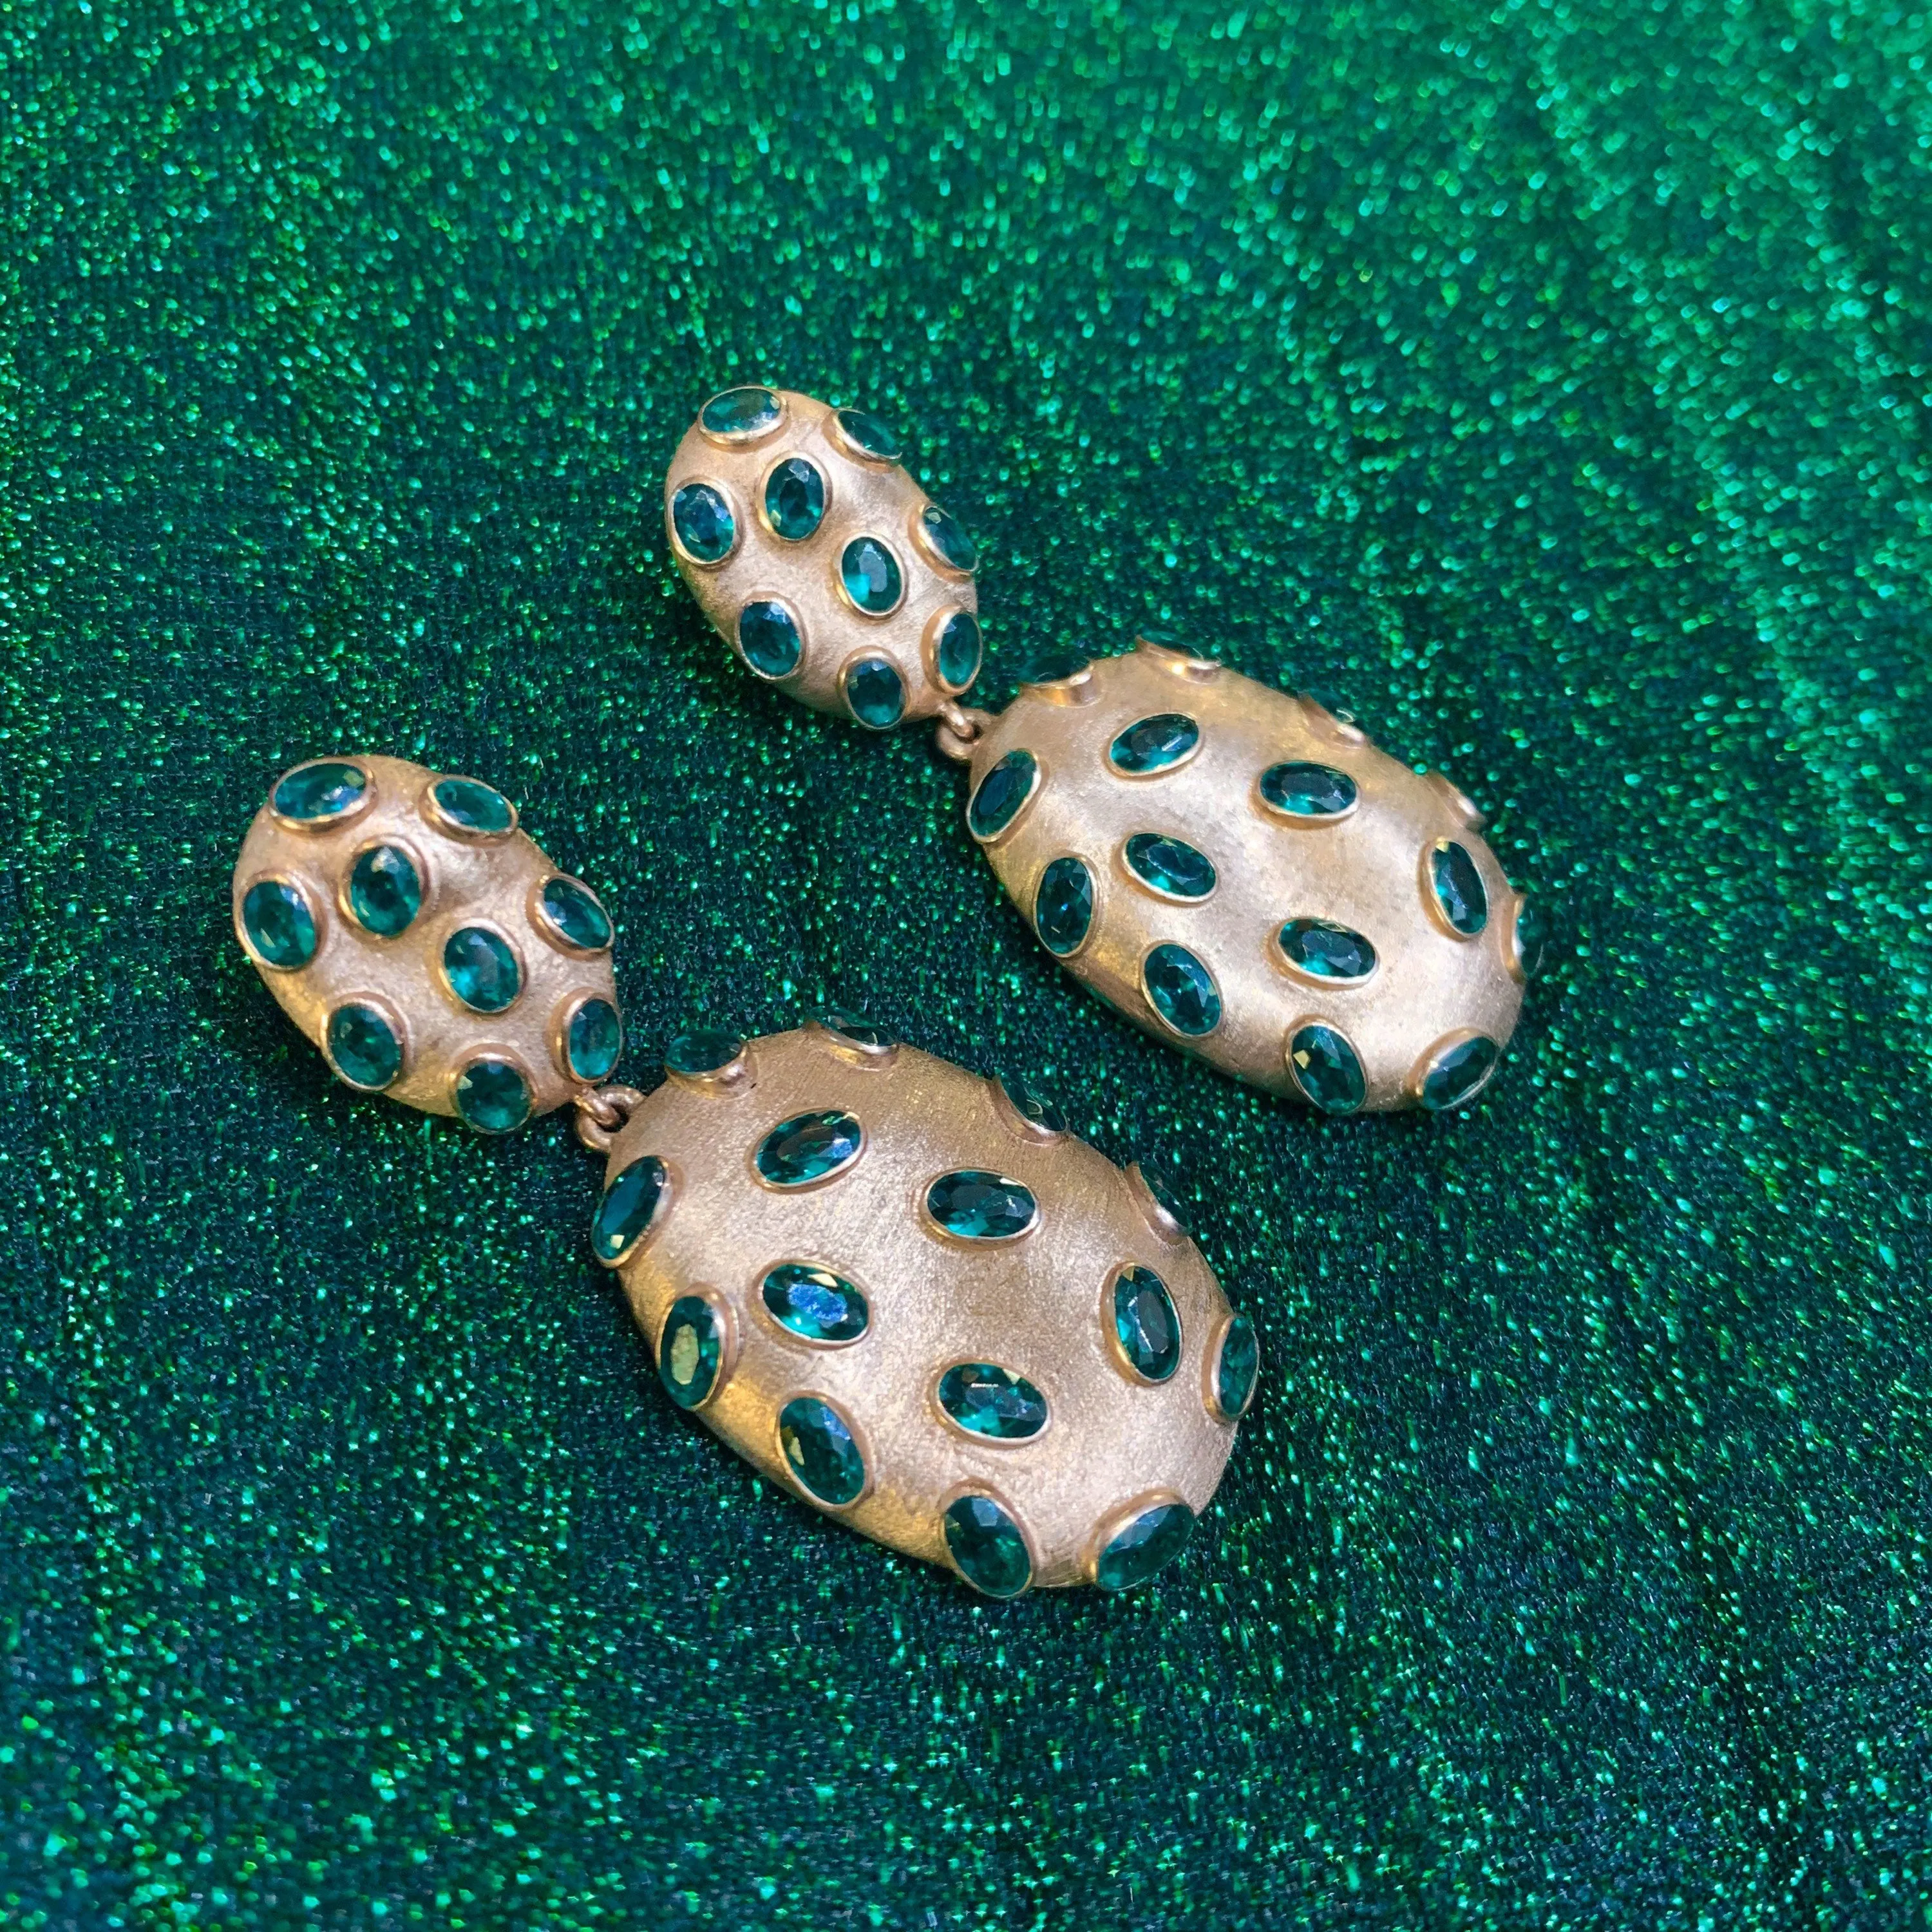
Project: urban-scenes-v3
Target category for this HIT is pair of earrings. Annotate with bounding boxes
[230,385,1533,1598]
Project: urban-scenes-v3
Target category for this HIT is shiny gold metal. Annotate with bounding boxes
[966,635,1526,1110]
[232,754,621,1126]
[596,1026,1245,1593]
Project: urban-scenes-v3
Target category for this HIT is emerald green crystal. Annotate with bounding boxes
[1125,833,1215,898]
[700,386,781,437]
[327,1004,401,1090]
[926,1171,1037,1240]
[272,759,366,821]
[1095,1502,1195,1591]
[1138,1163,1188,1232]
[1288,1024,1366,1115]
[738,600,802,678]
[241,879,317,969]
[815,1010,893,1049]
[1513,898,1546,978]
[1034,856,1093,955]
[756,1111,863,1186]
[567,999,622,1081]
[658,1296,724,1410]
[834,408,901,460]
[539,876,612,952]
[453,1059,530,1134]
[1113,1267,1181,1382]
[997,1074,1065,1135]
[1259,762,1358,817]
[1278,918,1377,980]
[761,1264,868,1343]
[1430,840,1488,934]
[347,844,421,936]
[442,927,520,1012]
[1143,944,1220,1035]
[920,504,978,571]
[937,1363,1048,1439]
[665,1027,744,1075]
[840,536,902,613]
[936,611,982,689]
[968,749,1037,838]
[943,1496,1032,1598]
[779,1396,866,1505]
[1421,1035,1499,1112]
[591,1155,667,1263]
[1215,1314,1259,1420]
[1110,714,1199,773]
[764,457,826,540]
[1015,645,1090,685]
[431,777,515,836]
[846,658,905,729]
[672,482,735,562]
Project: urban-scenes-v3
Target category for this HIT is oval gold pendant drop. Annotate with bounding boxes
[587,1021,1251,1595]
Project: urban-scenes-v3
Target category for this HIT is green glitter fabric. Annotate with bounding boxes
[4,1,1929,1925]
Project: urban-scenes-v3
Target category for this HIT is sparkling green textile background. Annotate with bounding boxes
[5,0,1931,1925]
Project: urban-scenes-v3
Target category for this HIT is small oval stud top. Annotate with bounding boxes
[232,753,622,1129]
[666,388,980,730]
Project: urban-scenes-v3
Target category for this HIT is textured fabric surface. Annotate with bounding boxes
[4,1,1931,1926]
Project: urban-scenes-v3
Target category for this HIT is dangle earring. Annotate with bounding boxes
[232,753,1255,1596]
[667,386,1535,1112]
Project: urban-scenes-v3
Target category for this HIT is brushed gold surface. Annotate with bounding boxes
[600,1025,1244,1591]
[967,636,1526,1108]
[232,754,620,1122]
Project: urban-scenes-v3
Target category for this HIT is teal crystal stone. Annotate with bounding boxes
[779,1396,866,1505]
[1421,1035,1500,1112]
[1125,833,1215,899]
[926,1170,1037,1240]
[567,999,622,1081]
[1430,840,1488,934]
[1278,918,1377,980]
[1113,1267,1182,1383]
[761,1263,869,1343]
[658,1296,724,1410]
[840,536,902,613]
[1136,627,1215,663]
[347,844,421,936]
[539,876,613,952]
[431,777,515,835]
[591,1155,668,1263]
[442,927,520,1012]
[1139,1163,1188,1232]
[937,1363,1048,1440]
[665,1027,744,1075]
[1095,1502,1195,1592]
[968,748,1037,838]
[1034,856,1093,955]
[935,611,982,690]
[241,879,317,969]
[1015,645,1090,685]
[272,759,366,821]
[755,1111,864,1186]
[738,600,803,677]
[816,1009,893,1050]
[327,1003,401,1090]
[1143,944,1221,1035]
[700,386,781,437]
[1513,898,1547,979]
[846,658,905,729]
[920,504,978,571]
[1110,713,1199,773]
[672,482,735,562]
[943,1496,1033,1598]
[997,1073,1065,1135]
[1215,1314,1259,1420]
[453,1058,530,1134]
[764,457,826,540]
[1289,1024,1367,1115]
[834,407,901,460]
[1259,762,1358,817]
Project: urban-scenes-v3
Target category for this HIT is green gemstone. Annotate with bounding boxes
[592,1155,667,1262]
[1015,645,1090,685]
[700,386,781,437]
[1139,1163,1188,1232]
[539,876,612,952]
[968,749,1037,838]
[1110,714,1199,773]
[1289,1024,1366,1115]
[272,759,367,821]
[567,999,623,1081]
[1144,944,1220,1035]
[816,1009,893,1049]
[1430,840,1488,934]
[846,658,905,729]
[756,1111,864,1186]
[1513,898,1547,978]
[672,482,735,562]
[347,844,421,936]
[665,1027,744,1075]
[327,1004,402,1090]
[936,611,982,690]
[453,1059,530,1134]
[658,1296,724,1409]
[442,927,520,1012]
[833,407,900,460]
[779,1396,866,1505]
[241,879,317,969]
[943,1496,1032,1598]
[997,1074,1065,1135]
[1259,762,1358,817]
[920,504,978,572]
[739,600,802,677]
[765,457,826,540]
[840,536,902,613]
[431,777,515,836]
[1278,918,1377,980]
[1421,1035,1500,1112]
[1034,856,1093,955]
[761,1263,869,1343]
[1215,1314,1259,1420]
[1113,1267,1181,1383]
[1095,1502,1195,1592]
[927,1171,1037,1240]
[937,1363,1048,1440]
[1125,833,1215,898]
[1136,627,1215,663]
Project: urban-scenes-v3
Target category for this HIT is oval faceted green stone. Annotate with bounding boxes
[665,1027,744,1075]
[539,876,613,952]
[442,927,520,1012]
[996,1073,1065,1135]
[739,600,802,677]
[833,407,900,460]
[1016,645,1090,685]
[592,1154,667,1263]
[1278,918,1376,980]
[658,1296,724,1410]
[453,1059,530,1134]
[926,1171,1037,1240]
[1288,1024,1366,1115]
[1215,1314,1259,1420]
[1110,713,1199,773]
[1259,762,1358,817]
[943,1496,1033,1598]
[1421,1035,1499,1112]
[242,880,317,969]
[567,999,622,1081]
[327,1003,401,1090]
[700,386,781,437]
[1513,898,1546,978]
[840,536,902,612]
[920,504,978,571]
[968,749,1037,838]
[672,482,735,562]
[816,1009,893,1049]
[431,777,515,836]
[1113,1267,1181,1382]
[761,1263,869,1343]
[846,658,905,730]
[347,844,421,936]
[1034,856,1093,956]
[764,457,826,540]
[755,1111,863,1186]
[273,759,367,821]
[936,611,982,690]
[1143,944,1220,1035]
[779,1396,866,1505]
[1095,1502,1195,1592]
[938,1363,1048,1440]
[1138,1162,1189,1233]
[1125,833,1215,898]
[1430,840,1488,934]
